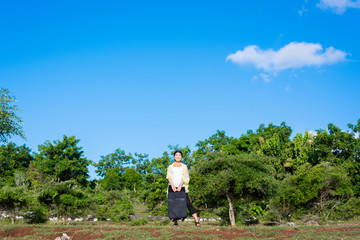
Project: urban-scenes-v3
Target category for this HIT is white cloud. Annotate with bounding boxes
[226,42,348,73]
[260,73,271,83]
[317,0,360,14]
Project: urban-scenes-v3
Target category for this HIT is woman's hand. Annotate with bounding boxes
[172,186,177,192]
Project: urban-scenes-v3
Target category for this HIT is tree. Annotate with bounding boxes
[272,162,353,221]
[0,143,33,186]
[309,121,360,195]
[38,180,89,224]
[193,130,248,161]
[141,151,172,213]
[94,148,134,190]
[284,131,313,172]
[30,136,90,187]
[0,186,29,224]
[191,152,277,226]
[245,122,292,174]
[94,189,134,222]
[122,167,142,192]
[0,88,25,143]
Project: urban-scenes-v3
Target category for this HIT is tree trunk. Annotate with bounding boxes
[63,213,66,225]
[134,182,136,192]
[11,209,15,224]
[226,191,236,227]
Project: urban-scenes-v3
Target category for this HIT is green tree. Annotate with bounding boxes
[310,121,360,195]
[0,143,33,186]
[193,130,248,161]
[245,122,292,175]
[30,136,90,187]
[141,151,171,213]
[94,189,134,222]
[94,148,133,190]
[38,180,89,224]
[272,162,353,221]
[0,88,25,143]
[0,186,29,224]
[122,167,142,192]
[284,131,313,172]
[191,152,277,226]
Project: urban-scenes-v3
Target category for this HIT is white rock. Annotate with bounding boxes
[285,222,296,226]
[62,233,70,240]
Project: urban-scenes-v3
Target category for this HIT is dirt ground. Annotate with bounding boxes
[1,224,360,239]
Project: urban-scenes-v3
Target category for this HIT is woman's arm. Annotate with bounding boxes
[177,179,184,191]
[168,178,177,192]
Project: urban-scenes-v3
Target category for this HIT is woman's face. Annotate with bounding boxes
[174,152,182,162]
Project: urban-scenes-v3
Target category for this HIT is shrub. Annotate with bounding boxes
[130,217,148,226]
[25,205,48,224]
[95,190,134,222]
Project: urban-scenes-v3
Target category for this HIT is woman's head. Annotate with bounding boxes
[174,150,183,162]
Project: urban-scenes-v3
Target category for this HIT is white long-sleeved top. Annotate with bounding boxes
[166,162,190,192]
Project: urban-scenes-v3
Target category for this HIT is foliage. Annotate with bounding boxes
[245,122,293,176]
[0,88,25,143]
[30,136,90,187]
[94,148,133,190]
[0,186,29,224]
[25,203,48,224]
[122,167,142,191]
[0,116,359,225]
[309,122,360,195]
[95,189,134,222]
[333,197,360,220]
[38,180,89,224]
[130,217,148,226]
[272,162,353,221]
[191,152,277,226]
[0,143,33,186]
[285,131,313,171]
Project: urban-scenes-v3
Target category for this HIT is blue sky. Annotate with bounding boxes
[1,0,359,179]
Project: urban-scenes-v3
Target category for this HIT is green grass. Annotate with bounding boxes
[1,221,360,239]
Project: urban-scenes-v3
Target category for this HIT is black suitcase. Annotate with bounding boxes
[168,191,187,220]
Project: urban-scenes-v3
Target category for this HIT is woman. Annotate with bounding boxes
[166,150,200,227]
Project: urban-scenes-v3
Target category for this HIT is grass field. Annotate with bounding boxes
[1,220,360,240]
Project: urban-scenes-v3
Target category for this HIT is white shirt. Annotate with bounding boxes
[170,166,184,188]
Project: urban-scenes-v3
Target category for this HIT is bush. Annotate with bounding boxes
[95,190,134,222]
[149,202,168,217]
[25,205,48,224]
[331,197,360,220]
[130,217,148,226]
[153,219,171,226]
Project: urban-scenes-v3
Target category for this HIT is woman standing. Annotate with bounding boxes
[166,150,200,227]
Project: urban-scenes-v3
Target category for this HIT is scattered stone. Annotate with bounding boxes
[285,222,296,226]
[54,233,70,240]
[306,220,320,226]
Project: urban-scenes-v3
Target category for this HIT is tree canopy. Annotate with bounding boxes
[0,88,25,143]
